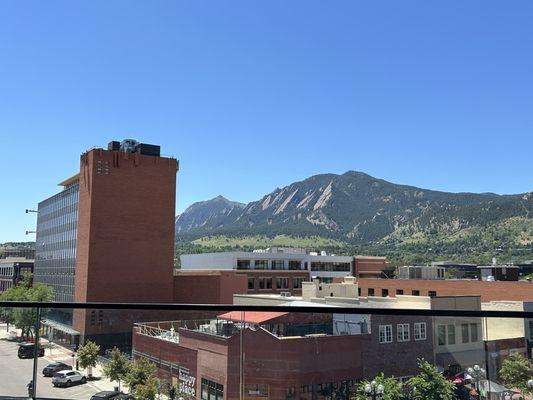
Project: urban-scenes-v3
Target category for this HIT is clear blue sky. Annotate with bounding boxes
[1,1,532,242]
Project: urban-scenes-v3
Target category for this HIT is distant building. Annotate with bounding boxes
[397,265,445,280]
[431,261,478,279]
[180,249,354,293]
[517,260,533,277]
[0,258,34,293]
[354,256,388,278]
[357,277,533,302]
[478,265,519,281]
[0,248,35,260]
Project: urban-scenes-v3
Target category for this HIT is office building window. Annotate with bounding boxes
[237,260,250,270]
[397,324,410,342]
[412,290,420,296]
[414,322,426,341]
[293,277,305,289]
[276,277,289,289]
[358,288,361,296]
[396,289,404,295]
[379,325,393,343]
[462,324,469,343]
[470,323,479,342]
[447,324,456,345]
[529,321,533,341]
[368,288,375,296]
[201,378,223,400]
[382,289,389,297]
[258,277,272,290]
[248,278,255,290]
[437,325,446,346]
[254,260,268,270]
[428,291,437,297]
[271,260,284,270]
[288,260,301,270]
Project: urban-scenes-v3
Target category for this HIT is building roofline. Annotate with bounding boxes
[58,173,80,187]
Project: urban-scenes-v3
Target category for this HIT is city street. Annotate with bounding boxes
[0,339,100,399]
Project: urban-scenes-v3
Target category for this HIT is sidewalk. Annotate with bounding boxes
[0,323,118,393]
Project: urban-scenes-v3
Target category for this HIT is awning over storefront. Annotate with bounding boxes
[41,319,80,336]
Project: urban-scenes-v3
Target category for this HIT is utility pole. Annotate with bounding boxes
[31,307,41,399]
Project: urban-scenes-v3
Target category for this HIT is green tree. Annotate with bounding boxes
[125,357,157,395]
[356,373,403,400]
[0,273,53,338]
[408,359,455,400]
[102,347,131,391]
[77,340,101,377]
[135,376,158,400]
[499,353,531,394]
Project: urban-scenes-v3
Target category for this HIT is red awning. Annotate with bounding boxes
[217,311,288,324]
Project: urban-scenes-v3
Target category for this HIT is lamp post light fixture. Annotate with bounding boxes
[364,380,385,400]
[527,379,533,396]
[467,365,486,394]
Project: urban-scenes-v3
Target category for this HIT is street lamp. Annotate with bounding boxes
[364,380,384,400]
[467,365,486,394]
[527,379,533,397]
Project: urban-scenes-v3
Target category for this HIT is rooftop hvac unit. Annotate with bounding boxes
[120,139,139,152]
[280,291,292,297]
[108,141,120,151]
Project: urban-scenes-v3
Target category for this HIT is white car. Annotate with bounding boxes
[52,370,87,387]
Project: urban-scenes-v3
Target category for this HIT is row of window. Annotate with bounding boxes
[378,323,427,343]
[437,323,479,346]
[237,259,305,270]
[248,277,306,290]
[310,262,351,272]
[237,260,351,271]
[367,288,437,297]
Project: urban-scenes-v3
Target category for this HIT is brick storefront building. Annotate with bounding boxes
[132,311,435,400]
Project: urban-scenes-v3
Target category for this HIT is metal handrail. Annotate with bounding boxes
[1,301,533,318]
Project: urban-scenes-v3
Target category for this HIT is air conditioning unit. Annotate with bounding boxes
[280,291,292,297]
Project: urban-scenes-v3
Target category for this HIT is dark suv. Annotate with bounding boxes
[90,392,135,400]
[42,362,72,377]
[90,392,123,400]
[17,343,45,359]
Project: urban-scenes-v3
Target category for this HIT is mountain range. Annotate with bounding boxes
[176,171,533,258]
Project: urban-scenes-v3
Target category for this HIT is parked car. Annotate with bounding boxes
[42,362,72,377]
[52,370,86,387]
[17,343,44,359]
[89,391,134,400]
[90,391,121,400]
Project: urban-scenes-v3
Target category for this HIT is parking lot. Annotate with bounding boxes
[0,339,100,399]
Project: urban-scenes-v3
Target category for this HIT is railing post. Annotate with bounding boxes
[31,307,42,399]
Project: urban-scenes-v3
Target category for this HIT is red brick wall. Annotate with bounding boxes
[358,278,533,301]
[355,257,386,277]
[74,149,178,337]
[133,326,365,400]
[173,271,248,304]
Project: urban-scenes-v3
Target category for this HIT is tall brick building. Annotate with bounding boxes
[35,139,179,346]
